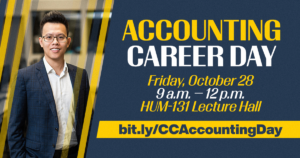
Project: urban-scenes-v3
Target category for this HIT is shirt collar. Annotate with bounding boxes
[43,56,68,74]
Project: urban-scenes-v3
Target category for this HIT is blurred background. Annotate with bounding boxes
[0,0,112,157]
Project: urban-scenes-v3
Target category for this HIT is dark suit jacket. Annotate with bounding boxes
[8,59,89,158]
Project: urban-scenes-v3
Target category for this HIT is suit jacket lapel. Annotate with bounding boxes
[35,60,58,120]
[67,64,79,127]
[67,63,76,88]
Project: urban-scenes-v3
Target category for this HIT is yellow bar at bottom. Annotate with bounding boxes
[97,121,300,138]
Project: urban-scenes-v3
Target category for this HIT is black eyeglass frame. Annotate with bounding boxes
[41,35,69,43]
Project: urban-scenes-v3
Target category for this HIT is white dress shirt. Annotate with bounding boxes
[43,57,77,149]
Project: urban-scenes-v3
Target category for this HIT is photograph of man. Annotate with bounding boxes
[7,11,90,158]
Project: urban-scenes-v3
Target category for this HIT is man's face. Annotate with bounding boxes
[39,22,71,61]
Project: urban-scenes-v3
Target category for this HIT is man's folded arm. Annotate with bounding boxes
[8,71,27,158]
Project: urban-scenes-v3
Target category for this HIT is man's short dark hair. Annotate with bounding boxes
[40,11,69,36]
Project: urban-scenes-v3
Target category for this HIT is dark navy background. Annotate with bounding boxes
[86,0,300,157]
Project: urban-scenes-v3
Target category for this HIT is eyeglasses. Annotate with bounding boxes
[42,35,68,43]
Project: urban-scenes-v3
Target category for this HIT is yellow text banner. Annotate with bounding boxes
[97,121,300,138]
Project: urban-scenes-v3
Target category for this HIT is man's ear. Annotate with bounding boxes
[39,37,44,48]
[67,37,71,48]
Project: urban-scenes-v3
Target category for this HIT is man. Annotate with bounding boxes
[8,11,89,158]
